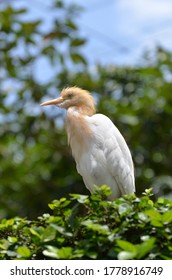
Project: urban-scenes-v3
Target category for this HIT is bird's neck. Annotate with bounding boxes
[65,108,92,160]
[71,103,96,116]
[66,108,92,139]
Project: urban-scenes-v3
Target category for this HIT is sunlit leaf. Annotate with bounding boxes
[17,246,31,258]
[162,211,172,223]
[42,226,56,242]
[43,246,72,259]
[116,240,137,253]
[136,238,156,259]
[118,251,137,260]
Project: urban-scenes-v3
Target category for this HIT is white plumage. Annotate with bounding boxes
[41,87,135,199]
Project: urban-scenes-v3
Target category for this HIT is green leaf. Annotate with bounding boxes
[72,249,84,259]
[42,226,56,242]
[142,188,153,196]
[43,246,59,259]
[86,251,98,259]
[29,228,41,239]
[66,20,77,30]
[118,203,131,215]
[138,212,149,222]
[70,38,86,47]
[145,209,162,221]
[48,198,71,210]
[136,238,155,259]
[8,237,18,243]
[151,220,163,227]
[82,220,109,235]
[57,247,73,259]
[160,254,172,260]
[162,211,172,223]
[4,251,17,258]
[70,194,89,203]
[51,224,73,237]
[118,251,137,260]
[98,185,113,196]
[43,246,72,259]
[17,246,31,258]
[0,240,10,250]
[145,209,163,227]
[70,53,87,65]
[116,240,137,252]
[14,8,27,15]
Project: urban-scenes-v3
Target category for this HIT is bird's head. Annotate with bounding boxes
[40,87,96,116]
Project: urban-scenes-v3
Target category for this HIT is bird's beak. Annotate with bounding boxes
[40,97,64,106]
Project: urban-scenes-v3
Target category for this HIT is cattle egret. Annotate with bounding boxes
[41,87,135,199]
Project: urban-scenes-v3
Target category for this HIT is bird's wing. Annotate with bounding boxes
[89,114,135,195]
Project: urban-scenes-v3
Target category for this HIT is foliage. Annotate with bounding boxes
[0,1,87,218]
[0,187,172,260]
[0,1,172,219]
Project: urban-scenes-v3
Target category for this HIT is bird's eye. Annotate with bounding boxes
[67,93,73,99]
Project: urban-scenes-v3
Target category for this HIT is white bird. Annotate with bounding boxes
[41,87,135,199]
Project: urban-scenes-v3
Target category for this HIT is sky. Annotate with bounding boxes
[7,0,172,66]
[67,0,172,65]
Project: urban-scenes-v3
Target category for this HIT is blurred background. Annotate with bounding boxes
[0,0,172,219]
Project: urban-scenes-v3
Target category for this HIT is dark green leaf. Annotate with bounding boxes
[70,53,87,65]
[70,38,86,47]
